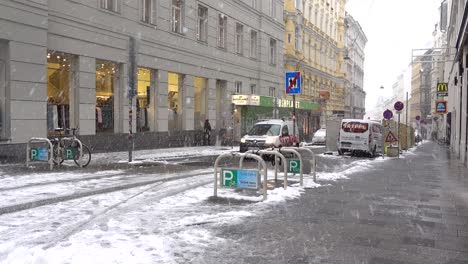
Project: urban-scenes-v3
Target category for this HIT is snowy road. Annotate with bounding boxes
[0,146,420,263]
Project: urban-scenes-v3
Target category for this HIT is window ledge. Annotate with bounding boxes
[197,40,208,46]
[98,7,122,17]
[138,21,157,29]
[169,31,186,38]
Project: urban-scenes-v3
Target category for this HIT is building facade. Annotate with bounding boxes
[445,0,468,165]
[0,0,285,160]
[283,0,347,136]
[343,13,367,119]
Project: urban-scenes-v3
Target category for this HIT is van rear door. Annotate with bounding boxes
[340,121,370,148]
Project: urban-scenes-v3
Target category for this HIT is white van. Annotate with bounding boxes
[240,119,299,152]
[338,119,383,157]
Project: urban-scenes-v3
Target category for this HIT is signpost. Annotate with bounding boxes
[286,71,301,144]
[221,169,259,190]
[394,101,404,158]
[288,159,301,174]
[437,82,448,97]
[383,109,393,120]
[435,100,448,114]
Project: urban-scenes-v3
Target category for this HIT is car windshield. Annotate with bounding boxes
[247,124,281,136]
[314,130,326,137]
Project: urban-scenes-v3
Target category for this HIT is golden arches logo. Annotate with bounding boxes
[437,83,448,92]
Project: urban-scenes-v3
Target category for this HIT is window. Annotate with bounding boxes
[295,26,299,50]
[269,38,277,65]
[250,30,257,58]
[235,81,242,94]
[269,87,276,97]
[314,9,318,25]
[281,125,289,136]
[197,5,208,42]
[270,0,276,17]
[295,0,300,9]
[96,60,118,133]
[100,0,119,12]
[250,84,256,94]
[140,0,157,24]
[171,0,184,33]
[235,23,244,55]
[309,4,312,22]
[252,0,257,9]
[218,14,227,48]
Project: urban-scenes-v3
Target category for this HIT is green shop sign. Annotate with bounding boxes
[233,95,319,111]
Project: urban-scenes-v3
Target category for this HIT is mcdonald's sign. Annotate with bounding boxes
[437,82,448,97]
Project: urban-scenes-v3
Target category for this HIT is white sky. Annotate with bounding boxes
[346,0,442,112]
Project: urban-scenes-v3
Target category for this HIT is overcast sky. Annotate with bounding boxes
[345,0,443,112]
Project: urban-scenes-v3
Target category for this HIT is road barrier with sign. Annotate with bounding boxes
[214,152,268,200]
[26,137,54,170]
[292,147,317,183]
[56,137,84,167]
[279,148,303,186]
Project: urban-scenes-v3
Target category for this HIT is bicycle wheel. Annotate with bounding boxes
[52,141,65,165]
[74,144,91,167]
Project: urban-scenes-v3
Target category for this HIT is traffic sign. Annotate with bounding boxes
[416,115,421,121]
[383,109,393,120]
[394,101,404,112]
[30,148,49,161]
[437,82,448,97]
[285,71,301,95]
[221,169,259,189]
[385,131,398,143]
[288,159,301,173]
[435,100,448,114]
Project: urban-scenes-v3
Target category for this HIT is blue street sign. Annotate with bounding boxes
[285,71,301,95]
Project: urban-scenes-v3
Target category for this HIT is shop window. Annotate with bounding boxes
[171,0,184,34]
[96,60,117,133]
[141,0,157,24]
[137,68,151,132]
[218,14,227,48]
[47,51,73,135]
[100,0,120,13]
[197,5,208,42]
[168,72,182,131]
[194,77,207,130]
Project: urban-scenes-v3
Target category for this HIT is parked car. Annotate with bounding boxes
[311,128,327,145]
[338,119,383,157]
[240,119,299,152]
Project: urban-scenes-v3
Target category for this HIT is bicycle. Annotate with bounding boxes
[51,128,92,167]
[437,137,449,146]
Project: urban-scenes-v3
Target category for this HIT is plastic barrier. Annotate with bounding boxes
[213,152,268,200]
[26,137,53,170]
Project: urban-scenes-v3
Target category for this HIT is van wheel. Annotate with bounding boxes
[338,149,344,156]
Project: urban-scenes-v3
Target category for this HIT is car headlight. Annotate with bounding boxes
[241,138,246,143]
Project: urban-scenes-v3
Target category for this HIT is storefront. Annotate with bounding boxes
[96,60,118,133]
[232,95,321,141]
[137,68,152,132]
[47,51,73,135]
[194,77,207,130]
[168,72,183,131]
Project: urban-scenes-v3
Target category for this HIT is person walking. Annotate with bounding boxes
[204,119,212,146]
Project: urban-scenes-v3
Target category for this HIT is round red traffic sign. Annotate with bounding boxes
[394,101,404,112]
[383,109,393,120]
[416,115,421,121]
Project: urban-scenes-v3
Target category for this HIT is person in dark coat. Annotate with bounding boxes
[204,119,212,145]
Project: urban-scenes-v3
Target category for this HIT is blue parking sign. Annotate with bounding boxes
[285,71,301,95]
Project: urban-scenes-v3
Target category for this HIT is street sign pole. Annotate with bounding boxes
[128,36,137,162]
[293,94,296,144]
[406,92,408,150]
[398,113,401,158]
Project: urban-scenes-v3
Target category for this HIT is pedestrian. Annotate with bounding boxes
[204,119,211,146]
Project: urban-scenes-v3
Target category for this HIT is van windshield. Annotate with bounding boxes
[247,124,281,136]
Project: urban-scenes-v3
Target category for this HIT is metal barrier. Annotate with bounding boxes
[279,148,303,187]
[241,149,288,189]
[58,137,84,167]
[26,137,53,170]
[214,152,268,200]
[293,147,317,183]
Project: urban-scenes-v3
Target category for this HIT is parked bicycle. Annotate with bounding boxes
[50,128,92,167]
[438,137,449,146]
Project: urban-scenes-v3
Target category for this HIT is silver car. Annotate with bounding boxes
[311,128,327,145]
